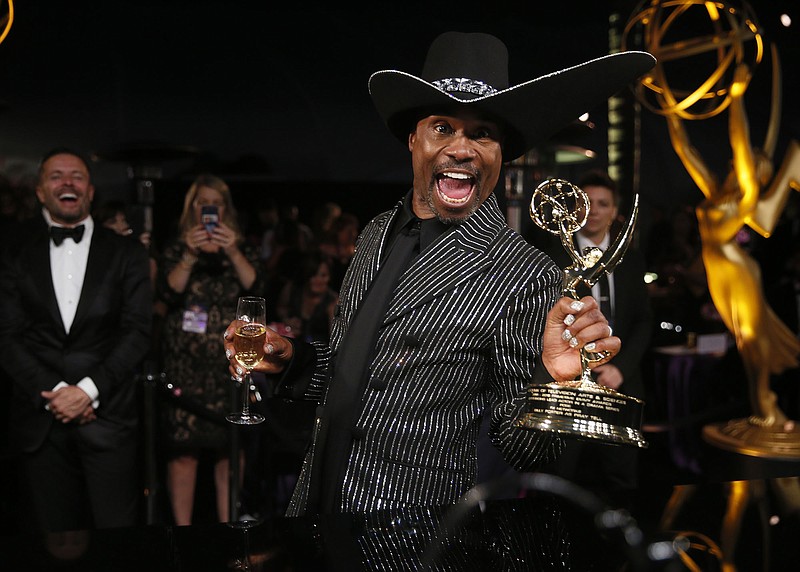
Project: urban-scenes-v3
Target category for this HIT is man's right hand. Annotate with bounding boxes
[223,319,294,379]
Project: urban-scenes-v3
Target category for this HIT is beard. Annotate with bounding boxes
[50,202,89,225]
[56,211,86,225]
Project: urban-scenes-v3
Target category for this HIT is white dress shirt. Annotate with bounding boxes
[43,209,100,408]
[576,232,615,317]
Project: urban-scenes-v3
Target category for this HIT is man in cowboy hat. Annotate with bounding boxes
[225,31,655,516]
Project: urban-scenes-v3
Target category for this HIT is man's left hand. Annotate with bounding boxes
[541,296,620,383]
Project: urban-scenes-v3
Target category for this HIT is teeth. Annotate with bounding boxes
[59,193,78,199]
[437,171,474,205]
[437,190,471,205]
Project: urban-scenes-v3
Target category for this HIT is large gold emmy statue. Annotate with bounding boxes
[515,179,647,448]
[623,0,800,458]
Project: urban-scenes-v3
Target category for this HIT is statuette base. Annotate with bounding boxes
[703,417,800,459]
[515,381,647,448]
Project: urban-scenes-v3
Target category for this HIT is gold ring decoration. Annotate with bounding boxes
[0,1,14,47]
[621,0,763,121]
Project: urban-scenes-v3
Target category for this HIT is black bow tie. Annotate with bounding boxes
[50,224,85,246]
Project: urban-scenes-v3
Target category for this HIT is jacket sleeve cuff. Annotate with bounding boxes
[77,377,101,409]
[531,355,555,385]
[273,338,317,399]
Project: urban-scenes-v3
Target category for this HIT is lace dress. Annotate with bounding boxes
[157,242,265,454]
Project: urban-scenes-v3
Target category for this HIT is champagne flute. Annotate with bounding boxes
[225,517,261,571]
[226,296,267,425]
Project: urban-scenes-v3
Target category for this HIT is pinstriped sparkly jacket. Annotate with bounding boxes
[285,193,565,516]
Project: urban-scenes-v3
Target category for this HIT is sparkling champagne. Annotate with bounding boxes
[234,323,267,369]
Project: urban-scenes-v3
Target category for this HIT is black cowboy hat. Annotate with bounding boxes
[368,31,656,160]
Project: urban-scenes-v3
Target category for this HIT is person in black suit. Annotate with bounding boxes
[537,169,653,509]
[223,33,653,517]
[0,148,152,532]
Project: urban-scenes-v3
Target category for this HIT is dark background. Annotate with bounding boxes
[0,1,797,245]
[1,0,800,539]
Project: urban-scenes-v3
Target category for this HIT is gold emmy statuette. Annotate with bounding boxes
[515,179,647,448]
[624,0,800,458]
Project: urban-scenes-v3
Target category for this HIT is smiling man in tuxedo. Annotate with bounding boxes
[0,148,152,532]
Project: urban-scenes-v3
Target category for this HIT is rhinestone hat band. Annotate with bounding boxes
[431,77,498,97]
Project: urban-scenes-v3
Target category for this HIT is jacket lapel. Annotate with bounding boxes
[30,226,66,333]
[70,228,112,335]
[386,194,506,323]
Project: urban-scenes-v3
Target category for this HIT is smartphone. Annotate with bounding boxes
[201,205,219,233]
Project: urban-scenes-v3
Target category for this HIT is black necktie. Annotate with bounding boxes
[598,273,613,327]
[50,224,85,246]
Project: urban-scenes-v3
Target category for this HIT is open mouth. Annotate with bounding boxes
[435,171,475,206]
[57,191,80,205]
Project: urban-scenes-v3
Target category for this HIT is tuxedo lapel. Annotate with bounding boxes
[346,208,395,309]
[70,229,113,335]
[28,221,66,333]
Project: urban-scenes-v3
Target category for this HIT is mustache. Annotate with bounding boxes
[433,162,479,178]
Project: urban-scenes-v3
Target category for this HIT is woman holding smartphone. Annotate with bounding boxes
[157,174,265,525]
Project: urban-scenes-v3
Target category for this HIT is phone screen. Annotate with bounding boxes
[201,206,219,232]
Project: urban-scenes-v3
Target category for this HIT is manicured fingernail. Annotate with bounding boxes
[584,342,596,352]
[265,344,275,355]
[569,300,584,312]
[561,329,572,342]
[225,349,232,359]
[569,337,579,348]
[563,314,575,326]
[235,366,244,375]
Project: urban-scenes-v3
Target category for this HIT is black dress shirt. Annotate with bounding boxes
[318,192,450,511]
